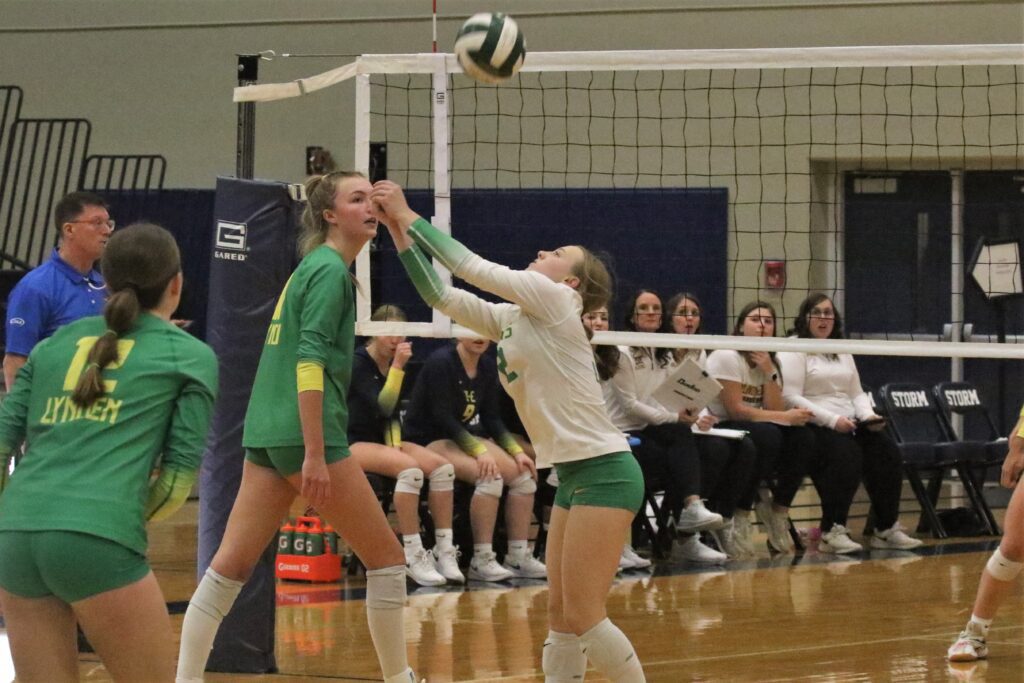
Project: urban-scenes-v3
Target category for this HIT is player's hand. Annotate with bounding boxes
[392,342,413,369]
[834,416,857,434]
[476,453,499,481]
[786,408,815,426]
[371,181,418,228]
[1001,448,1024,489]
[514,452,537,480]
[750,351,775,375]
[301,455,331,508]
[677,408,698,425]
[696,414,717,431]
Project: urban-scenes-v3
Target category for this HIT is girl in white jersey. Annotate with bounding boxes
[371,181,647,683]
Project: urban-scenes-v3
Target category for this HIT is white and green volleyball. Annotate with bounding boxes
[454,12,526,84]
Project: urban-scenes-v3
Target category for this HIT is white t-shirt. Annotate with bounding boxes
[705,349,772,420]
[777,351,875,429]
[429,253,629,467]
[605,347,676,432]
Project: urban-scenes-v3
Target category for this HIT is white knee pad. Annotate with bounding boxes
[474,476,504,499]
[508,471,537,496]
[394,468,424,495]
[428,463,455,492]
[366,565,407,609]
[986,547,1024,582]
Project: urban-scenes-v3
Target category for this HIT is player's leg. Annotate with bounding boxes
[0,590,77,682]
[487,440,545,577]
[402,442,462,582]
[949,475,1024,661]
[73,571,175,682]
[297,455,413,683]
[177,458,296,683]
[542,496,588,683]
[350,442,444,585]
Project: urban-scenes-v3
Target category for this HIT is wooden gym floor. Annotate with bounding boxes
[0,502,1019,682]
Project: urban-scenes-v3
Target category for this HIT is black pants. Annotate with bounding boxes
[805,425,863,530]
[807,425,904,531]
[629,422,701,520]
[696,434,757,519]
[718,421,814,510]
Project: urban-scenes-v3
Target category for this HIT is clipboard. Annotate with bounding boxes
[651,358,723,413]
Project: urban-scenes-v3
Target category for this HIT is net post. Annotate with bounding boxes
[236,54,259,179]
[354,69,373,323]
[950,170,965,419]
[430,54,453,337]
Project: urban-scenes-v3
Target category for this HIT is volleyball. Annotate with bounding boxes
[454,12,526,84]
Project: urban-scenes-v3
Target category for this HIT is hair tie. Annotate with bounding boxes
[87,362,102,371]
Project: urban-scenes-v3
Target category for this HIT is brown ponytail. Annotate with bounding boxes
[72,223,181,407]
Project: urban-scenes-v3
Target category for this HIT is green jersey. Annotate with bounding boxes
[243,245,355,450]
[0,313,218,554]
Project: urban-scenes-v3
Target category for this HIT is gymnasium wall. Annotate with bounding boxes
[1,0,1022,320]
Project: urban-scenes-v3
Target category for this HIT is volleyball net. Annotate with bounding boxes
[235,45,1024,364]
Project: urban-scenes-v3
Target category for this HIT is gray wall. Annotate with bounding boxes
[1,1,1021,188]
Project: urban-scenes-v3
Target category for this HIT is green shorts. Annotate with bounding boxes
[245,445,349,477]
[0,530,150,603]
[553,451,644,513]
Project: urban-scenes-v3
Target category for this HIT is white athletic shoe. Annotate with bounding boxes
[620,544,652,569]
[948,621,988,662]
[406,548,447,586]
[675,500,725,533]
[503,553,548,579]
[432,546,466,584]
[871,522,924,550]
[754,497,793,553]
[679,534,728,564]
[819,524,863,555]
[733,513,757,557]
[712,518,744,559]
[468,552,514,582]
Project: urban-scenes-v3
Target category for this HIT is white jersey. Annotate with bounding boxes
[430,253,629,467]
[777,351,875,428]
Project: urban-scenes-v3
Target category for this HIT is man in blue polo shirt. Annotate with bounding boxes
[3,191,113,390]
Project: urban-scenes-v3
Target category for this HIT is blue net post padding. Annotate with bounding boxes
[198,177,301,673]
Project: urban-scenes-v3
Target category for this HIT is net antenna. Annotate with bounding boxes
[234,44,1024,360]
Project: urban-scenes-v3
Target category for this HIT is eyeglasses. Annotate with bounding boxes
[635,305,662,315]
[69,219,115,230]
[745,315,774,324]
[808,308,835,319]
[673,310,701,318]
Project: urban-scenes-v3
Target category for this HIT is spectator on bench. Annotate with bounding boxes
[4,191,113,391]
[705,300,815,555]
[348,304,462,586]
[778,293,922,553]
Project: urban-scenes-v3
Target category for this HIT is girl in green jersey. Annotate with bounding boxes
[177,173,417,683]
[0,223,217,682]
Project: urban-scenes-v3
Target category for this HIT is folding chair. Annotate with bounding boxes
[880,383,995,538]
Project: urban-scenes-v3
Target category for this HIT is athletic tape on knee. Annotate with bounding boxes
[428,463,455,492]
[508,471,537,496]
[986,547,1024,582]
[394,467,424,495]
[474,476,504,499]
[366,565,407,609]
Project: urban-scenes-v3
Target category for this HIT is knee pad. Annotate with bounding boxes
[474,476,504,499]
[394,468,424,495]
[428,463,455,492]
[508,471,537,496]
[191,567,244,620]
[986,547,1023,582]
[365,565,407,609]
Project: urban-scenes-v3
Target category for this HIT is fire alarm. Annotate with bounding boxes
[764,260,786,290]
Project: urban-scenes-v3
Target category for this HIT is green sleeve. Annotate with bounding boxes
[407,218,473,273]
[145,467,198,522]
[0,354,33,458]
[398,244,446,307]
[297,261,349,366]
